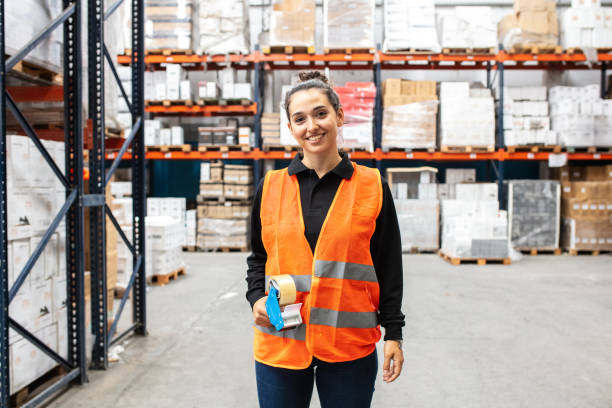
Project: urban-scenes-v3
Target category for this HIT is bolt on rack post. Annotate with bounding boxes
[0,0,88,404]
[88,0,147,370]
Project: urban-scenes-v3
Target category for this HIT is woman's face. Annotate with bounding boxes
[287,88,344,155]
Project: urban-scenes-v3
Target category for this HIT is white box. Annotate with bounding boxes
[165,64,183,100]
[160,128,172,145]
[445,168,476,184]
[571,0,601,8]
[110,181,132,197]
[222,83,234,99]
[233,83,252,100]
[180,80,191,100]
[52,276,67,314]
[155,82,166,100]
[238,127,251,145]
[455,183,498,201]
[440,82,470,101]
[206,82,219,98]
[171,126,184,145]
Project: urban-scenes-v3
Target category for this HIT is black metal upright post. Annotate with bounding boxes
[497,58,506,210]
[131,0,147,335]
[89,0,109,369]
[253,47,263,186]
[373,52,382,171]
[601,62,607,99]
[63,0,88,384]
[0,0,10,404]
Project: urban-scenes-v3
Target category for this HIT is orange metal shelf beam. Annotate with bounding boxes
[145,103,257,116]
[7,86,64,102]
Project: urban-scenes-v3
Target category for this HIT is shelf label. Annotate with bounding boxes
[469,153,477,159]
[108,152,116,159]
[164,152,171,158]
[548,153,568,168]
[347,152,352,159]
[166,57,174,62]
[527,152,535,159]
[222,152,229,159]
[594,153,601,160]
[406,152,413,159]
[284,152,291,158]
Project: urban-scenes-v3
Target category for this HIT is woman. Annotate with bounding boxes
[246,71,405,408]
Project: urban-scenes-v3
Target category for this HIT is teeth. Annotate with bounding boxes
[307,134,323,141]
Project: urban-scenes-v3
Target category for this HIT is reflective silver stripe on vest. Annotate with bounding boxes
[255,324,306,341]
[265,275,312,293]
[309,307,379,329]
[314,260,377,283]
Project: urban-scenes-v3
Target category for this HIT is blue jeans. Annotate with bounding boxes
[255,349,377,408]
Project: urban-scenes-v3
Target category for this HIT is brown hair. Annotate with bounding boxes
[283,71,341,121]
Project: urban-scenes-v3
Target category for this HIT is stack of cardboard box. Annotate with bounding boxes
[324,0,375,51]
[557,165,612,252]
[561,1,612,49]
[440,82,495,148]
[269,0,315,48]
[382,79,438,150]
[334,82,376,152]
[262,112,282,147]
[550,85,612,147]
[498,0,559,51]
[437,7,497,51]
[503,86,557,146]
[383,0,440,53]
[197,0,249,54]
[197,162,252,250]
[145,0,193,51]
[146,216,186,276]
[388,167,440,252]
[6,135,70,394]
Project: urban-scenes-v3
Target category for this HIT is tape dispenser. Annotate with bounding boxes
[266,275,303,331]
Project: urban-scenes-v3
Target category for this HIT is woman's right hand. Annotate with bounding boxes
[253,296,272,327]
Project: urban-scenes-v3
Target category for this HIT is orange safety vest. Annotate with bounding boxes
[253,162,383,369]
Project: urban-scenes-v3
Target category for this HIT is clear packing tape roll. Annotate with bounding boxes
[269,275,296,307]
[266,275,302,331]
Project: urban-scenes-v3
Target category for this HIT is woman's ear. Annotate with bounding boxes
[336,107,344,127]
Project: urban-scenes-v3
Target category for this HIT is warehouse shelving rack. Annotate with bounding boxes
[88,0,147,371]
[113,49,612,203]
[0,0,88,405]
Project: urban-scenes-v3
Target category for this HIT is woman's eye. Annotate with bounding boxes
[294,117,304,124]
[317,111,327,118]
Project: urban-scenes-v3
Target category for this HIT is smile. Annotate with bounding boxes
[306,134,324,142]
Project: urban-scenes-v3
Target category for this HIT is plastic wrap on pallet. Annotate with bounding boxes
[197,218,249,236]
[382,101,438,149]
[324,0,375,50]
[394,199,440,252]
[383,0,440,52]
[561,8,612,49]
[6,0,63,72]
[269,0,315,47]
[335,82,375,151]
[441,199,509,258]
[146,216,187,250]
[497,1,559,51]
[550,85,612,147]
[440,82,495,147]
[145,0,194,50]
[562,217,612,251]
[197,234,248,249]
[502,86,557,146]
[507,180,561,250]
[197,0,249,54]
[437,7,497,50]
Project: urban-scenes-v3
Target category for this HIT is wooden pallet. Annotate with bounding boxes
[9,59,63,85]
[508,44,562,54]
[442,47,496,55]
[338,147,369,153]
[564,146,612,153]
[440,145,495,153]
[384,49,439,55]
[506,145,562,153]
[150,266,186,286]
[324,47,375,55]
[405,248,439,254]
[11,365,67,407]
[262,45,315,55]
[197,195,252,204]
[146,144,192,153]
[114,286,130,299]
[197,98,252,106]
[518,248,562,256]
[182,245,198,252]
[439,250,512,265]
[198,144,252,152]
[566,47,612,55]
[145,99,193,107]
[567,249,610,256]
[123,48,193,56]
[382,146,436,153]
[261,144,300,153]
[202,246,249,253]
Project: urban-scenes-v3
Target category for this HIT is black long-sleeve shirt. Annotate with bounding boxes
[246,153,405,340]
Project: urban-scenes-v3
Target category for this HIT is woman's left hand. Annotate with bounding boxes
[382,340,404,383]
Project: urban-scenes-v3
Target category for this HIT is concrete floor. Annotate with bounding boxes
[45,253,612,408]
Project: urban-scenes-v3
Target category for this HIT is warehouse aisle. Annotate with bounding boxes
[47,254,612,408]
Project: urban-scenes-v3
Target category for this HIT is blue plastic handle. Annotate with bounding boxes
[266,285,285,331]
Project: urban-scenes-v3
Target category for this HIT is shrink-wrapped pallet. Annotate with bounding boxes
[437,7,497,50]
[335,82,376,151]
[394,199,440,252]
[382,101,438,150]
[324,0,375,51]
[506,180,561,250]
[145,0,194,50]
[383,0,440,53]
[269,0,315,47]
[498,0,559,52]
[197,0,249,54]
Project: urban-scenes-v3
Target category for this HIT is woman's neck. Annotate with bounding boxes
[302,150,342,178]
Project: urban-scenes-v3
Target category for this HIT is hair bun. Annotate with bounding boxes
[298,71,329,84]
